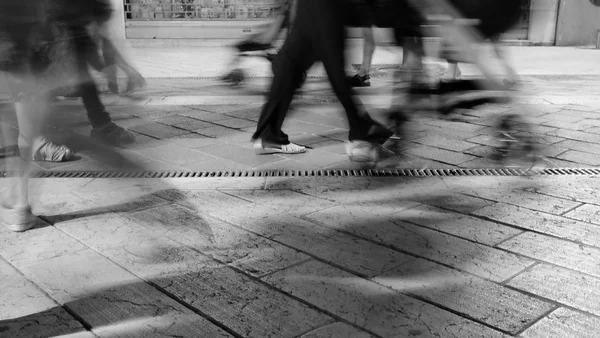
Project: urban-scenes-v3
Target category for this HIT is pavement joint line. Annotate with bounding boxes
[301,209,512,287]
[368,277,517,336]
[469,211,600,253]
[493,245,600,282]
[558,202,587,217]
[310,196,562,334]
[511,305,562,337]
[134,207,386,338]
[0,253,95,335]
[503,283,600,323]
[492,230,529,248]
[499,261,541,286]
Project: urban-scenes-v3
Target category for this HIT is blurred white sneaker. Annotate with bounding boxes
[345,141,379,163]
[0,203,36,232]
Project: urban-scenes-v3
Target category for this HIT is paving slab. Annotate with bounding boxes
[507,264,600,316]
[524,176,600,205]
[0,306,94,338]
[299,322,376,338]
[17,249,233,337]
[458,188,583,215]
[3,174,600,337]
[395,204,523,246]
[124,203,311,277]
[473,203,600,249]
[520,308,600,338]
[0,259,61,321]
[0,223,87,265]
[304,204,534,282]
[101,242,333,338]
[497,232,600,278]
[374,259,553,334]
[563,203,600,225]
[263,260,508,338]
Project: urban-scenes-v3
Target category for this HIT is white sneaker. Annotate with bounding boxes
[0,203,36,232]
[345,141,379,163]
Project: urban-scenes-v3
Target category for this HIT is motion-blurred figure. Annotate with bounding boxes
[252,0,393,161]
[0,0,139,231]
[91,18,146,94]
[1,0,57,231]
[222,0,301,85]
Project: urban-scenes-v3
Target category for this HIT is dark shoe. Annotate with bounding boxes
[91,122,136,146]
[266,52,277,63]
[222,69,245,85]
[348,74,371,87]
[108,82,119,94]
[236,41,272,53]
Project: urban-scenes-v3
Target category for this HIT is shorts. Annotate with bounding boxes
[347,0,375,27]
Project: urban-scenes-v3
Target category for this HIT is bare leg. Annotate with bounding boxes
[443,61,462,80]
[348,26,375,87]
[101,38,145,93]
[1,89,47,231]
[358,26,375,77]
[490,37,519,85]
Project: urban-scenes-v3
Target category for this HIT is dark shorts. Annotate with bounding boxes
[347,0,375,27]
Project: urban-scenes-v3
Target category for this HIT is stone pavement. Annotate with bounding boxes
[2,173,600,337]
[2,74,599,172]
[2,46,600,172]
[0,45,599,172]
[1,45,600,337]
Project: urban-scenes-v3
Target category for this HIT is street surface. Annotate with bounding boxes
[1,45,599,337]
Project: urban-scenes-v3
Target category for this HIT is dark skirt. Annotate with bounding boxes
[0,0,111,94]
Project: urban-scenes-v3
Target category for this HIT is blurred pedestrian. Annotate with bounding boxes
[252,0,393,161]
[0,0,56,231]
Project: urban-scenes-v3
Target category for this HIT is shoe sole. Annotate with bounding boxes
[254,145,306,155]
[1,214,36,232]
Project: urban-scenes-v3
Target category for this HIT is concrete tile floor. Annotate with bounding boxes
[2,45,600,337]
[1,174,600,337]
[1,76,599,173]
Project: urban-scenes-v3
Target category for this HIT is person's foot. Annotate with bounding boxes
[265,52,278,63]
[253,139,306,155]
[348,74,371,87]
[124,75,146,94]
[21,136,77,162]
[90,122,136,146]
[236,41,272,53]
[346,140,379,163]
[108,81,119,94]
[0,202,36,232]
[442,66,462,81]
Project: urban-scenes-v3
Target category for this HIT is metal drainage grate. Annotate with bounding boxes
[1,168,599,179]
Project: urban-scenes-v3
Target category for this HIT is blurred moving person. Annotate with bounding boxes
[252,0,393,161]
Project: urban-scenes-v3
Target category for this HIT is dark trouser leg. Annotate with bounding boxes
[72,27,112,129]
[252,26,313,145]
[309,1,391,144]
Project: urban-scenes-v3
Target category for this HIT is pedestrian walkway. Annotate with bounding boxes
[2,45,600,337]
[2,173,600,337]
[2,46,599,173]
[2,74,598,173]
